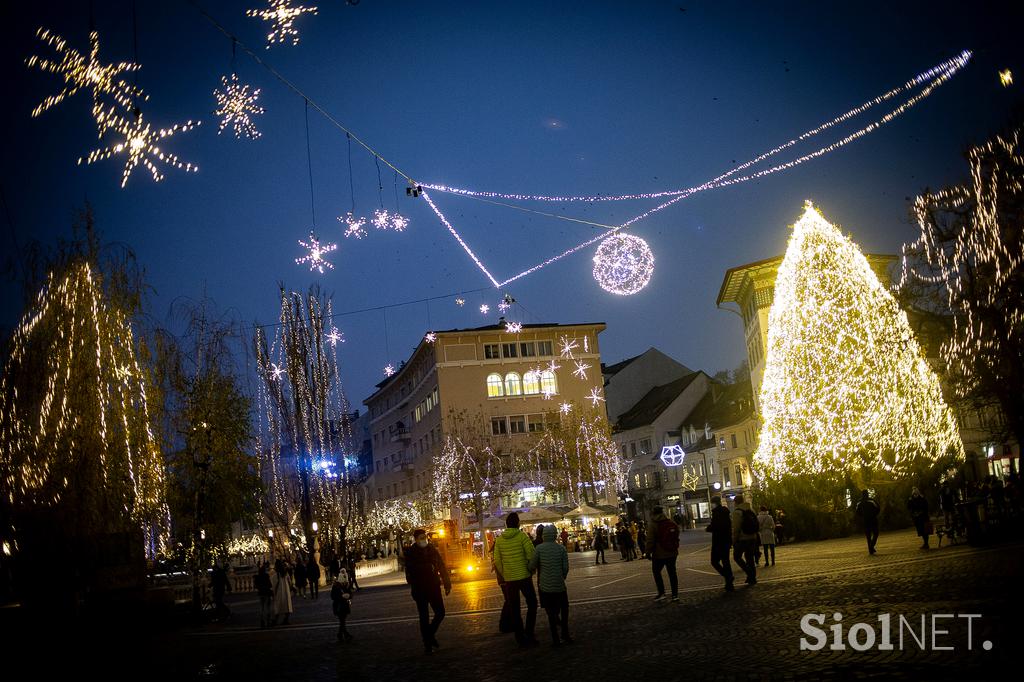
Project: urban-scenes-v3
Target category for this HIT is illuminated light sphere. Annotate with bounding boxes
[295,233,336,273]
[213,73,264,140]
[592,233,655,295]
[246,1,318,48]
[480,304,490,314]
[754,203,963,480]
[999,69,1013,87]
[77,113,200,188]
[383,364,396,377]
[339,212,367,239]
[659,444,686,467]
[424,332,437,344]
[390,213,409,232]
[372,209,391,230]
[505,321,523,334]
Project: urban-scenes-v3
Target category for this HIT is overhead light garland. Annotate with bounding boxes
[246,0,318,48]
[754,203,963,480]
[77,112,200,188]
[213,72,264,139]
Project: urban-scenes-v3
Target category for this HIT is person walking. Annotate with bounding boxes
[529,525,572,646]
[255,561,274,628]
[939,483,958,530]
[636,522,648,560]
[329,554,341,584]
[533,524,546,547]
[404,528,452,655]
[705,496,734,591]
[593,527,607,565]
[307,555,321,599]
[856,490,881,554]
[629,522,640,560]
[757,506,777,567]
[731,494,759,585]
[644,506,680,602]
[493,512,539,647]
[211,561,232,620]
[331,570,354,643]
[908,487,932,548]
[293,559,307,599]
[271,558,293,625]
[559,527,569,548]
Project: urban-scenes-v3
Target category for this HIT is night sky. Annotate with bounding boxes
[2,1,1021,405]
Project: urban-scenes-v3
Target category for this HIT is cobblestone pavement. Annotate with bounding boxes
[142,530,1021,680]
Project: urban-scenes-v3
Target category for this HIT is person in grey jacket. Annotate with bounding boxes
[529,524,572,646]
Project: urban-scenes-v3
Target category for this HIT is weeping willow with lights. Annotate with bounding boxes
[254,288,360,553]
[0,259,168,558]
[754,203,963,481]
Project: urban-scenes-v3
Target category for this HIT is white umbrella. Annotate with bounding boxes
[516,507,562,523]
[563,503,607,519]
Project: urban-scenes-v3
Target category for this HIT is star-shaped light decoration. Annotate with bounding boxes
[246,0,319,48]
[340,212,367,239]
[326,326,345,347]
[390,213,409,232]
[383,364,396,377]
[270,363,286,380]
[573,360,590,381]
[455,298,466,307]
[114,365,134,382]
[26,28,147,121]
[424,332,437,344]
[679,469,700,491]
[559,335,579,359]
[497,301,510,313]
[295,233,337,273]
[659,444,686,467]
[584,336,590,353]
[559,402,572,415]
[77,113,200,188]
[480,304,490,314]
[372,209,391,230]
[547,359,561,373]
[586,387,605,407]
[213,73,264,139]
[505,321,523,334]
[1000,69,1013,87]
[541,388,555,400]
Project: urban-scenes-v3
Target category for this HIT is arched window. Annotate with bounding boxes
[523,371,541,395]
[504,372,523,396]
[486,373,504,398]
[540,370,558,395]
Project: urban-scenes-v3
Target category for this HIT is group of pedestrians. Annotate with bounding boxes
[705,494,779,591]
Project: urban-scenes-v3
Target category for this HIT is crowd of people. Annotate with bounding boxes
[251,549,360,631]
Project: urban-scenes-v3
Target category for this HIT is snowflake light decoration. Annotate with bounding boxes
[505,321,523,334]
[77,113,200,188]
[326,326,344,347]
[559,335,579,359]
[497,301,510,313]
[455,298,466,307]
[213,73,264,139]
[1000,69,1013,87]
[390,213,409,232]
[480,304,490,314]
[547,359,561,373]
[246,1,319,48]
[270,363,286,380]
[383,364,396,377]
[573,360,590,381]
[295,233,337,273]
[340,212,367,239]
[372,209,391,230]
[584,336,590,353]
[586,387,605,407]
[26,28,147,120]
[424,332,437,344]
[560,402,572,415]
[659,444,686,467]
[592,233,655,296]
[541,388,555,400]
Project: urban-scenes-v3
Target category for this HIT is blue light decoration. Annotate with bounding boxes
[660,444,685,467]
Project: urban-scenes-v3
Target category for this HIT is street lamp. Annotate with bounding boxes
[312,521,319,532]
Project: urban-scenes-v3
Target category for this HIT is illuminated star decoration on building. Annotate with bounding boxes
[560,402,572,415]
[586,387,605,407]
[25,28,147,121]
[505,321,523,334]
[547,359,561,374]
[573,360,590,381]
[270,363,286,380]
[383,364,396,377]
[340,212,367,239]
[498,301,510,313]
[424,332,437,344]
[246,0,319,48]
[295,233,337,273]
[541,388,555,400]
[455,298,465,307]
[1000,69,1013,87]
[77,113,200,188]
[679,469,700,491]
[213,73,264,139]
[559,335,579,359]
[480,304,490,314]
[372,209,391,230]
[592,233,655,295]
[326,326,344,347]
[584,336,590,353]
[659,444,686,467]
[390,214,409,232]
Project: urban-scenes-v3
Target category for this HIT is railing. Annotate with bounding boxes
[355,557,397,578]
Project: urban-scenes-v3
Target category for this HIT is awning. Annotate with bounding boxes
[564,503,609,519]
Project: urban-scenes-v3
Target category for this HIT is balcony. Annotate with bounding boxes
[390,427,411,443]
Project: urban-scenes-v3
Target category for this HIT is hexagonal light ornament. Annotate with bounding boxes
[660,444,686,467]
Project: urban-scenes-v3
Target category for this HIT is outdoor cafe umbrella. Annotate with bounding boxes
[563,503,607,519]
[515,507,562,523]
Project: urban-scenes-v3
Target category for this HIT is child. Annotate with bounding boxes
[331,569,354,642]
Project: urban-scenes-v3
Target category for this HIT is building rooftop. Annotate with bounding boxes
[615,372,703,432]
[680,380,755,432]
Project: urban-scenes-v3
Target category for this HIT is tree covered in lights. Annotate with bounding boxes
[0,211,166,604]
[754,204,963,486]
[254,287,361,558]
[898,125,1024,460]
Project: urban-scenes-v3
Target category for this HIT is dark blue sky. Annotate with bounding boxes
[2,1,1021,405]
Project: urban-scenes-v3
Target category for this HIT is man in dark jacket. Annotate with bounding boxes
[644,507,680,602]
[405,528,452,655]
[856,490,881,554]
[706,496,734,591]
[306,555,321,599]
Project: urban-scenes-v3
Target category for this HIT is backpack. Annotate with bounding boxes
[740,508,759,535]
[659,520,680,552]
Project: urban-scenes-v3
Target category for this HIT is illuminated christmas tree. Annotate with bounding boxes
[754,203,963,480]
